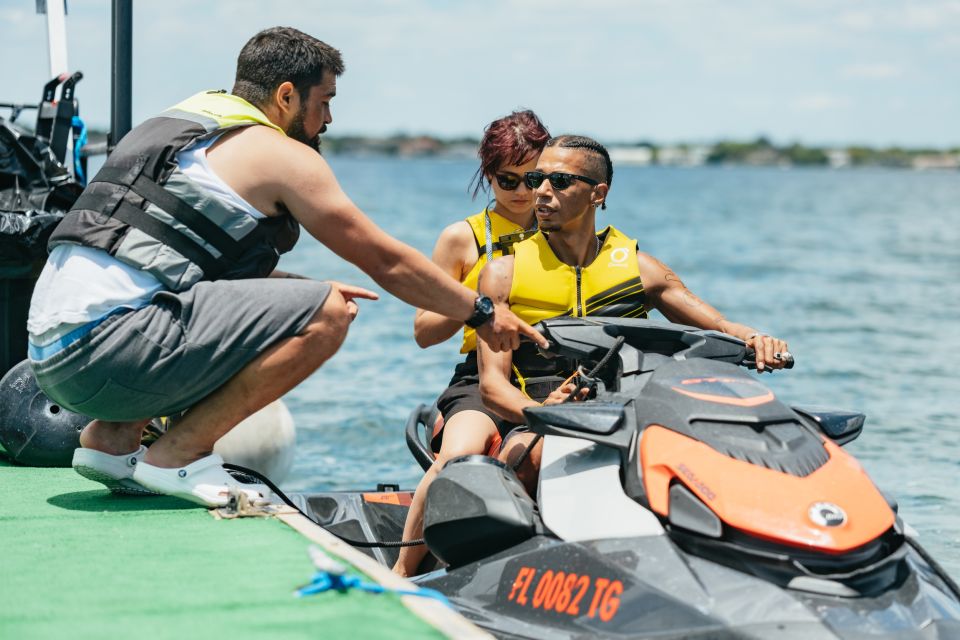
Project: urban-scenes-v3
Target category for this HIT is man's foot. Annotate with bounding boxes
[133,453,270,508]
[72,446,160,496]
[79,418,151,455]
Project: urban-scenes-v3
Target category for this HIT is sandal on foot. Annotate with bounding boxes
[72,446,159,496]
[132,453,270,507]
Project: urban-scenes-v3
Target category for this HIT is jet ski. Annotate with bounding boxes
[288,317,960,639]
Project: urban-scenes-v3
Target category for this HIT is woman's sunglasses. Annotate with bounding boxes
[524,171,599,191]
[494,173,524,191]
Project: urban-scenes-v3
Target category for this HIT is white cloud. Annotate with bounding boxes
[837,11,877,31]
[838,2,960,32]
[841,63,903,79]
[793,93,852,111]
[902,3,960,29]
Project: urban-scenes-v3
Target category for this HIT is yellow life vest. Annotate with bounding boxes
[508,226,647,385]
[167,91,285,134]
[459,208,536,353]
[510,226,647,324]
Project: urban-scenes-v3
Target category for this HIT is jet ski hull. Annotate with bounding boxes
[292,489,960,639]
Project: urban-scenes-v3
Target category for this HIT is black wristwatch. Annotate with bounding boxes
[465,295,495,328]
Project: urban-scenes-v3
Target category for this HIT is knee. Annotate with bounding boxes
[434,444,473,468]
[304,287,351,345]
[497,434,530,467]
[498,435,541,496]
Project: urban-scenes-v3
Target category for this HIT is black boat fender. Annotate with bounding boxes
[0,359,88,466]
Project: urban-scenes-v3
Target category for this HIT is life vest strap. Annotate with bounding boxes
[92,166,261,262]
[111,199,229,278]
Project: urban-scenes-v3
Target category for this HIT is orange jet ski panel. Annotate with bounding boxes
[640,425,895,553]
[669,376,775,408]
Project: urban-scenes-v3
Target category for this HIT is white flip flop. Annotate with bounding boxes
[72,446,159,496]
[132,453,270,507]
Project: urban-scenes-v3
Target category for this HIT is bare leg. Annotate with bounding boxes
[498,432,542,497]
[393,410,498,577]
[79,418,152,455]
[143,288,352,468]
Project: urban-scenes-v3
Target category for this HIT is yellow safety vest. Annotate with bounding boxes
[508,226,647,386]
[510,226,647,324]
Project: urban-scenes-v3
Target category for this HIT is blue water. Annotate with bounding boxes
[278,157,960,576]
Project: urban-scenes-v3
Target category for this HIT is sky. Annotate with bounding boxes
[1,0,958,148]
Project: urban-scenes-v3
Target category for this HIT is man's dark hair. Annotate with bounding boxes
[232,27,345,108]
[546,135,613,208]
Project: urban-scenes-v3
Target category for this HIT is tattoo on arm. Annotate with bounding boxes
[659,263,701,309]
[681,289,704,308]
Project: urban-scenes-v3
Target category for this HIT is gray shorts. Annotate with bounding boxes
[31,278,331,421]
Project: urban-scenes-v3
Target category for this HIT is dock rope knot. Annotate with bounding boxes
[295,547,451,607]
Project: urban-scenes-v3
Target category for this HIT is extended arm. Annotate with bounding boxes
[638,252,789,370]
[413,221,478,348]
[278,143,474,317]
[213,127,545,350]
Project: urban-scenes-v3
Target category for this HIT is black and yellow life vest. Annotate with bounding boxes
[48,91,300,291]
[459,208,535,353]
[509,226,647,384]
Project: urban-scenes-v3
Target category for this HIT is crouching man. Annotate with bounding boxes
[27,27,544,506]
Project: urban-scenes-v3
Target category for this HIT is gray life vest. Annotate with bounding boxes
[48,90,300,291]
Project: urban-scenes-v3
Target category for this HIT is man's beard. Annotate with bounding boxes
[287,107,324,154]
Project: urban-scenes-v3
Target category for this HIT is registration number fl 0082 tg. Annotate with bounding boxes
[505,566,623,621]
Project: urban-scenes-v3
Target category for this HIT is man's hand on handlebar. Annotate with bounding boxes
[476,304,549,352]
[745,333,791,372]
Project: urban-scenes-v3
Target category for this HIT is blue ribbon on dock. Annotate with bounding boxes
[295,570,451,606]
[295,546,451,607]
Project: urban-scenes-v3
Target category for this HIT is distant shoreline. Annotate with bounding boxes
[78,130,960,170]
[317,134,960,170]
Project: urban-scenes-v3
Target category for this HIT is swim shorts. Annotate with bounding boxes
[432,354,518,453]
[30,278,331,421]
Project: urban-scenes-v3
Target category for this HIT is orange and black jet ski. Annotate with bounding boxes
[291,318,960,639]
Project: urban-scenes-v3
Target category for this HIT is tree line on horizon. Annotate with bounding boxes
[319,133,960,168]
[72,129,960,168]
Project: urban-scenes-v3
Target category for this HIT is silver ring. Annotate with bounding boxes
[774,352,783,360]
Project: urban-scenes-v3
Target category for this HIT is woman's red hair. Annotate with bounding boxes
[470,110,550,199]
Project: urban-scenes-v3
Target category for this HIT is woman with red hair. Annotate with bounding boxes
[394,110,550,576]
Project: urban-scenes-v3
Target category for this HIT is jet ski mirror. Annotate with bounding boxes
[524,403,626,439]
[793,407,865,446]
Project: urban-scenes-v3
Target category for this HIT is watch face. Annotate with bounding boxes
[478,296,494,315]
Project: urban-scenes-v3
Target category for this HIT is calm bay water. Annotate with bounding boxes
[278,157,960,576]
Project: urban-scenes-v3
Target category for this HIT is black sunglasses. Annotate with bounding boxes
[494,172,524,191]
[524,171,599,191]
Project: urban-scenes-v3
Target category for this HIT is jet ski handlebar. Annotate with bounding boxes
[529,317,795,373]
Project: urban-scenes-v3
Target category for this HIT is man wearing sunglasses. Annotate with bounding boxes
[476,135,789,493]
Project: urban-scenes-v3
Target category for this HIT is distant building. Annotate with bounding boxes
[445,142,478,158]
[608,146,653,166]
[397,136,444,157]
[912,153,960,170]
[826,149,850,168]
[657,145,709,167]
[743,147,783,167]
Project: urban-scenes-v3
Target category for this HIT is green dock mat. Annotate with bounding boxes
[0,457,445,640]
